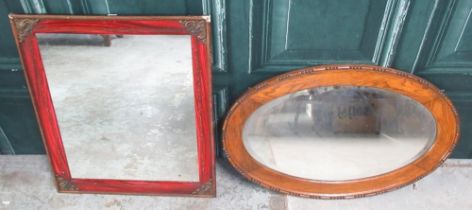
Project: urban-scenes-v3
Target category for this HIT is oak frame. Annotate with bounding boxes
[223,64,460,199]
[9,14,215,197]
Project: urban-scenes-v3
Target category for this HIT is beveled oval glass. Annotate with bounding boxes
[243,86,436,181]
[223,65,459,199]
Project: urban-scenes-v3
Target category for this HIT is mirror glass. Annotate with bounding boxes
[243,86,436,181]
[37,33,199,181]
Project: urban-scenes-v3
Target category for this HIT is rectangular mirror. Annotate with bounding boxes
[10,15,214,196]
[38,33,199,182]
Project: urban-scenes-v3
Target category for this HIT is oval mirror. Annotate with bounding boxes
[223,65,459,199]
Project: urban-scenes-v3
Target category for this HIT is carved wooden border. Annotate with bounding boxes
[9,14,215,197]
[222,64,460,199]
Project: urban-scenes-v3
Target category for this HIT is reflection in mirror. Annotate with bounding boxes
[37,33,198,181]
[243,86,436,181]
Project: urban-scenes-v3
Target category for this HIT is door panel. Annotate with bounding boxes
[247,0,405,73]
[409,0,472,73]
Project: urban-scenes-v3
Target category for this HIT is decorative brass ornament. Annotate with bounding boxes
[180,20,207,43]
[192,179,214,195]
[13,18,39,43]
[55,175,78,192]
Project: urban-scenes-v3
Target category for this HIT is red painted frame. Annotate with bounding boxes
[9,14,215,196]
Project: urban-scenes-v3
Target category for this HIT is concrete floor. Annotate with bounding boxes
[0,155,471,210]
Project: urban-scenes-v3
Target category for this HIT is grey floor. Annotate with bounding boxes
[0,155,471,210]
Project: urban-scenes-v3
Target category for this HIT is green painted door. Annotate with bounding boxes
[211,0,472,158]
[1,0,471,158]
